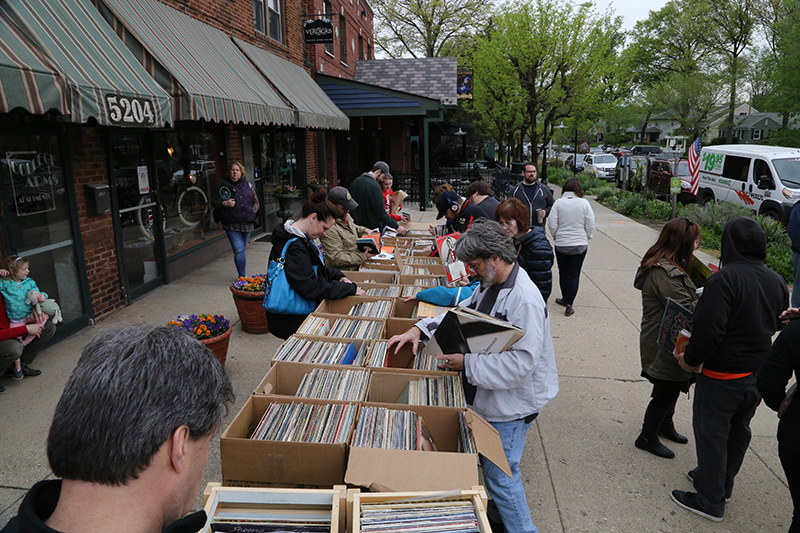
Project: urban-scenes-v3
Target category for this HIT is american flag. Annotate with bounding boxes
[688,136,702,195]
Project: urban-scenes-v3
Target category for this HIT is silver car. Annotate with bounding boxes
[583,153,618,180]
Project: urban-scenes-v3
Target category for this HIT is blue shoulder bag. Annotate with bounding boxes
[263,237,318,315]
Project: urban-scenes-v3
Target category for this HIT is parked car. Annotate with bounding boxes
[648,159,696,203]
[610,148,631,159]
[565,154,586,172]
[589,147,604,154]
[614,156,647,191]
[583,153,618,180]
[631,145,663,156]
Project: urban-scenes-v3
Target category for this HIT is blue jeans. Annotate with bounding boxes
[225,229,250,278]
[554,249,587,306]
[481,418,538,533]
[792,251,800,308]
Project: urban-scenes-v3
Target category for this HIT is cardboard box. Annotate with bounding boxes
[345,403,511,492]
[383,317,419,339]
[357,282,404,298]
[271,335,371,366]
[255,360,369,400]
[345,271,397,284]
[359,262,401,272]
[202,484,347,533]
[349,488,489,533]
[365,370,460,403]
[297,313,386,340]
[315,295,395,317]
[399,274,445,287]
[391,299,419,318]
[221,395,356,488]
[401,263,445,276]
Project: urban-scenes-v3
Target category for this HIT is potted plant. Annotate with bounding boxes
[167,313,232,366]
[307,179,328,192]
[230,274,269,334]
[273,184,300,221]
[273,184,299,197]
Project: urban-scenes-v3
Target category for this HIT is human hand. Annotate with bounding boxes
[402,213,411,222]
[355,287,366,296]
[0,269,9,277]
[397,226,409,235]
[224,199,236,208]
[676,353,699,373]
[436,353,464,371]
[402,295,418,302]
[26,323,43,337]
[428,225,435,235]
[780,307,800,323]
[387,327,421,356]
[365,252,376,258]
[340,277,352,284]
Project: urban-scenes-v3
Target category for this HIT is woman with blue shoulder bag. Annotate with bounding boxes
[264,190,365,339]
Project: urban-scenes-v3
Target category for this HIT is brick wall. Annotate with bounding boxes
[69,124,126,320]
[301,0,374,78]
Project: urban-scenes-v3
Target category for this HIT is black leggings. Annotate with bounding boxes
[649,379,683,410]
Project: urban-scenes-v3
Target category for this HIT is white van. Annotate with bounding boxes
[696,145,800,223]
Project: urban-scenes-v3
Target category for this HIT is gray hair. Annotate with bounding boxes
[455,219,517,264]
[47,325,234,485]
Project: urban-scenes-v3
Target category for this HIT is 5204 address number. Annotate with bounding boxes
[105,94,157,126]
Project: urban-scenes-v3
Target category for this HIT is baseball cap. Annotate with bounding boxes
[371,161,393,180]
[435,191,460,219]
[328,186,358,210]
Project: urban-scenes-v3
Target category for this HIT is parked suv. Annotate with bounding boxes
[583,153,618,180]
[631,145,663,156]
[648,159,695,203]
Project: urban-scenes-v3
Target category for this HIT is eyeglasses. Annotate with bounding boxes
[466,258,484,275]
[498,219,517,227]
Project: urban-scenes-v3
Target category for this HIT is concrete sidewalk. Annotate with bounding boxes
[0,191,793,531]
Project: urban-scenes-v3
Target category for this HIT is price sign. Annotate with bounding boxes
[670,176,681,194]
[105,94,157,126]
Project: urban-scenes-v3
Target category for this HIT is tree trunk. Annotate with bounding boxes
[726,62,737,143]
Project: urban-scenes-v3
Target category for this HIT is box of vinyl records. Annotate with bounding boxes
[221,395,357,488]
[349,488,490,533]
[344,402,510,492]
[270,335,371,367]
[314,295,395,318]
[201,484,347,533]
[400,263,446,276]
[398,274,446,287]
[344,271,397,284]
[366,371,464,407]
[255,360,370,400]
[356,282,405,298]
[383,317,419,339]
[295,313,386,340]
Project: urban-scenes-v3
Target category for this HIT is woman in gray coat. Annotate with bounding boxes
[633,218,701,458]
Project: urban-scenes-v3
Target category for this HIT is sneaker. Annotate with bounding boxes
[671,490,723,522]
[12,368,23,380]
[565,305,575,316]
[21,366,41,377]
[687,470,731,502]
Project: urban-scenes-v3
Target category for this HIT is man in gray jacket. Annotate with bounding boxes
[388,219,558,533]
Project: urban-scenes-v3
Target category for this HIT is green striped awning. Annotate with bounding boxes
[0,13,68,115]
[99,0,294,126]
[234,37,349,131]
[0,0,172,127]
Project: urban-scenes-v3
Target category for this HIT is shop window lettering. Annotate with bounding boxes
[5,151,59,216]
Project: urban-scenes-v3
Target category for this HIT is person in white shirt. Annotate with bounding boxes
[547,179,595,316]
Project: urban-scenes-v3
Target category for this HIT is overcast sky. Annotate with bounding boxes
[597,0,670,33]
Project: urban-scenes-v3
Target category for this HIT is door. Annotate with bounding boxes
[109,133,165,300]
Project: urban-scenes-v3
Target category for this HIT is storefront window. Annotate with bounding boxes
[0,134,85,324]
[152,125,225,258]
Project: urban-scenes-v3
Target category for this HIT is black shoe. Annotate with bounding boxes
[0,383,5,395]
[555,298,568,307]
[671,490,723,522]
[21,366,41,377]
[565,305,575,316]
[635,435,675,458]
[687,470,731,502]
[488,518,505,533]
[659,424,689,444]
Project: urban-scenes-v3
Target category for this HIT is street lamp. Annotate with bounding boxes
[455,127,467,163]
[554,121,569,176]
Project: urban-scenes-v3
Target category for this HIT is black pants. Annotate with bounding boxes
[779,419,800,532]
[693,373,761,517]
[554,250,586,306]
[264,311,307,340]
[649,379,682,409]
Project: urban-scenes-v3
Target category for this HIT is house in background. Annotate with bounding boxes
[732,112,783,143]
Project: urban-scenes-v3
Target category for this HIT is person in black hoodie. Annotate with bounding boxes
[671,216,788,522]
[265,190,364,339]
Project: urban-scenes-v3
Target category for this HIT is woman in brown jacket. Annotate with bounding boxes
[633,218,702,458]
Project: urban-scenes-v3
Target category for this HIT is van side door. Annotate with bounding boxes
[720,155,754,207]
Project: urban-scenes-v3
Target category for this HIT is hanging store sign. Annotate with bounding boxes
[457,70,473,100]
[304,18,334,43]
[4,151,60,217]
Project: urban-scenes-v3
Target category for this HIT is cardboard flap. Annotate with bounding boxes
[465,409,512,478]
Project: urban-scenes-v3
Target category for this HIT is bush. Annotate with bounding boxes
[754,215,791,248]
[647,200,672,221]
[546,168,572,186]
[765,243,793,283]
[595,188,616,202]
[617,194,650,218]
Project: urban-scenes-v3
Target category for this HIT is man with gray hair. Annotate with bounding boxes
[348,161,408,234]
[388,219,558,533]
[1,325,234,533]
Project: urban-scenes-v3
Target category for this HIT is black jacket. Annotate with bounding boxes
[269,222,356,303]
[683,216,788,373]
[758,319,800,427]
[0,480,206,533]
[451,201,486,233]
[516,226,554,302]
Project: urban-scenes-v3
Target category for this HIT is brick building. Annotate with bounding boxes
[0,0,352,339]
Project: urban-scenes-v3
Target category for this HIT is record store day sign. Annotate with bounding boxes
[4,151,59,216]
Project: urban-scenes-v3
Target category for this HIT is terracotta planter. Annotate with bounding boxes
[201,327,232,367]
[230,287,270,334]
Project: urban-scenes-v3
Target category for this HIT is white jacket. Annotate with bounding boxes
[547,192,595,247]
[416,265,559,422]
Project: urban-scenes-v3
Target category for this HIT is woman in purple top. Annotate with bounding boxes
[217,162,259,278]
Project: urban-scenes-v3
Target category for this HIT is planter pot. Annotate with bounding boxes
[274,194,301,222]
[201,327,232,367]
[230,287,269,334]
[308,183,328,193]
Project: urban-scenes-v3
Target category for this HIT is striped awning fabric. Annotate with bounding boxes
[99,0,294,127]
[0,0,172,127]
[234,37,349,131]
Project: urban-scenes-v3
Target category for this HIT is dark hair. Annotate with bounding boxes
[562,178,584,197]
[465,180,493,198]
[523,162,537,172]
[431,183,454,204]
[47,325,234,486]
[455,219,517,264]
[301,189,338,222]
[495,198,530,234]
[641,217,701,275]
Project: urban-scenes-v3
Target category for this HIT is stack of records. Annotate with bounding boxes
[352,406,437,451]
[295,368,369,401]
[348,300,392,319]
[327,318,382,339]
[272,337,364,365]
[363,341,389,367]
[458,412,477,454]
[360,499,480,533]
[250,402,356,444]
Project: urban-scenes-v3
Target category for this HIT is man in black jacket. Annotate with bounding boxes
[434,191,486,233]
[672,216,788,522]
[510,163,554,228]
[348,161,408,234]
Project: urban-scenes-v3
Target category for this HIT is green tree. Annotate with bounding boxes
[648,71,723,137]
[372,0,490,58]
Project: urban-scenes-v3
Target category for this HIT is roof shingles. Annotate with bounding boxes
[354,57,457,106]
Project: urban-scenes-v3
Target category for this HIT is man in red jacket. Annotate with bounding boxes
[0,296,54,395]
